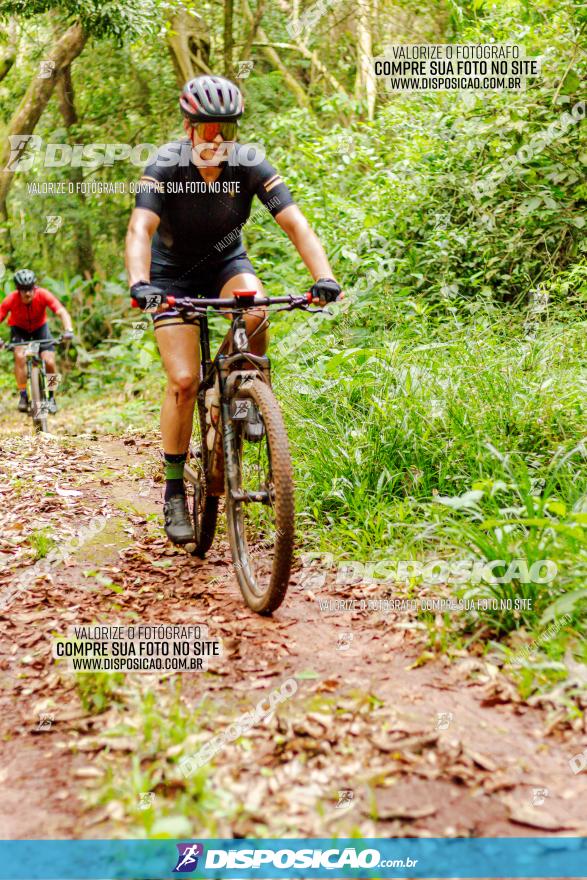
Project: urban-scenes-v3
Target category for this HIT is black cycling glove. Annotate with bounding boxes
[311,278,341,304]
[130,281,164,311]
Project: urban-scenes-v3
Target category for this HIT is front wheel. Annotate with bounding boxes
[184,400,219,558]
[30,365,48,432]
[224,377,295,614]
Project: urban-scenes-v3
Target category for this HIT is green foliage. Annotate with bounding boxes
[75,669,125,713]
[28,527,55,559]
[276,289,587,646]
[91,685,233,836]
[0,0,161,40]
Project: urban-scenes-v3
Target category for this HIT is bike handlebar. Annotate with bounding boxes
[0,334,72,351]
[130,291,317,312]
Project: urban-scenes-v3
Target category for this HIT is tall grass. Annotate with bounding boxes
[275,288,587,643]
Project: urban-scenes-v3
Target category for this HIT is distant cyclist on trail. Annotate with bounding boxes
[0,270,73,413]
[125,75,342,545]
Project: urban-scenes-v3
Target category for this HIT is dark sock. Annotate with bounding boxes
[164,452,187,501]
[19,389,27,398]
[48,391,55,399]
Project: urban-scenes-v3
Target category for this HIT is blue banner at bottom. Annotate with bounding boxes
[0,838,585,879]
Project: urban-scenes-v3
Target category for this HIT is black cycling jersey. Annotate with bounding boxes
[134,140,295,283]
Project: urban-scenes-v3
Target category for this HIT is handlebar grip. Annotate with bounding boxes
[131,295,170,310]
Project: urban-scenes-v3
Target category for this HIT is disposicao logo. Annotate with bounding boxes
[173,843,204,873]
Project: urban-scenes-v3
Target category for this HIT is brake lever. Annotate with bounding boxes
[299,303,327,313]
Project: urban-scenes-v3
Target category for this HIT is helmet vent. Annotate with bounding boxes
[179,75,244,122]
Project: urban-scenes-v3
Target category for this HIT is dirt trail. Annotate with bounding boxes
[1,416,586,840]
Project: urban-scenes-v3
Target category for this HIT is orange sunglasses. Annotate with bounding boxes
[194,121,238,141]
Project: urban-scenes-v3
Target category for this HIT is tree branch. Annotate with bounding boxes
[241,0,310,107]
[55,65,77,127]
[248,40,347,95]
[0,16,18,83]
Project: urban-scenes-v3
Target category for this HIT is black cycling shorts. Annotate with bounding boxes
[10,322,55,352]
[151,252,257,330]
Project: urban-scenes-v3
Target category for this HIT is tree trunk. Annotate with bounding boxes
[166,8,212,86]
[0,17,19,262]
[0,23,87,221]
[241,0,310,108]
[241,0,265,61]
[355,0,376,120]
[56,66,95,278]
[224,0,234,77]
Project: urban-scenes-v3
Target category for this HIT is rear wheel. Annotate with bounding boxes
[30,365,48,433]
[224,377,295,614]
[184,397,219,558]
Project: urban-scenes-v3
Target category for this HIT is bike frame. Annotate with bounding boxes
[2,335,66,424]
[135,290,320,499]
[199,310,272,498]
[26,342,47,417]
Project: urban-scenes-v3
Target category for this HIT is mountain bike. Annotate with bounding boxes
[0,335,67,432]
[133,289,323,614]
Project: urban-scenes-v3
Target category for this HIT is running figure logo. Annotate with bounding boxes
[336,790,354,809]
[173,843,204,873]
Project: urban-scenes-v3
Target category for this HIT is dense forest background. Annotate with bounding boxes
[0,0,584,299]
[0,0,586,673]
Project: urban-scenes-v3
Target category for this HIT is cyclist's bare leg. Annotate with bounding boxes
[13,349,26,389]
[219,273,267,356]
[156,323,201,454]
[41,350,57,374]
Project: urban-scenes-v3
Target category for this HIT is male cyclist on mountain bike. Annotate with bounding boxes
[0,270,73,413]
[125,75,341,545]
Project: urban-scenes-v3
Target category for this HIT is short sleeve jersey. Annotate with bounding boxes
[0,287,60,331]
[134,140,295,280]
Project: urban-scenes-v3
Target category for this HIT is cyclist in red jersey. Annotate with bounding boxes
[0,269,73,412]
